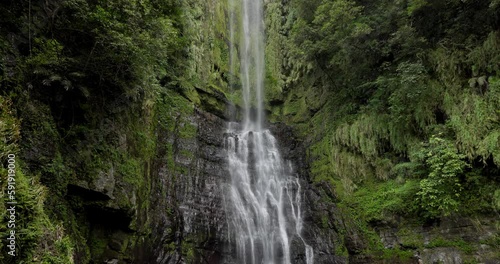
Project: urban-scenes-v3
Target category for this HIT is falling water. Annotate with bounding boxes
[226,0,314,263]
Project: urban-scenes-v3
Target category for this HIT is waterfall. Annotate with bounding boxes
[226,0,314,263]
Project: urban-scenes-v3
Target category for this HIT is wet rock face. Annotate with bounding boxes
[270,123,348,264]
[374,217,499,264]
[144,114,347,264]
[45,99,350,264]
[146,108,233,264]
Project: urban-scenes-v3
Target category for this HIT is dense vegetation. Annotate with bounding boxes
[281,0,500,218]
[266,0,500,259]
[1,0,499,263]
[0,0,231,262]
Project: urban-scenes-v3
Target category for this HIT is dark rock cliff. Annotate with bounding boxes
[138,107,346,264]
[271,123,349,264]
[145,107,231,264]
[121,102,348,264]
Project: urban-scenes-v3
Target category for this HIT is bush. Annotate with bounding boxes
[417,135,468,218]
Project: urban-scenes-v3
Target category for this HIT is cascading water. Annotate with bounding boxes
[225,0,314,263]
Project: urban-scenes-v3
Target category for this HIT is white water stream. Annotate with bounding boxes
[225,0,314,263]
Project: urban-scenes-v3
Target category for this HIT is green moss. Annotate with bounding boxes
[334,238,349,257]
[321,215,329,229]
[181,0,232,99]
[118,157,142,185]
[380,248,415,261]
[426,238,476,255]
[480,233,500,248]
[227,89,244,109]
[198,90,226,118]
[41,233,74,264]
[165,241,176,251]
[264,1,285,103]
[89,232,108,259]
[283,96,310,123]
[181,85,202,106]
[0,96,74,263]
[180,149,195,159]
[397,226,424,249]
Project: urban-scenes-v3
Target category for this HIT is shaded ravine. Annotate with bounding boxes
[224,0,314,263]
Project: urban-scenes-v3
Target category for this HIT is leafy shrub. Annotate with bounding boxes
[417,135,468,218]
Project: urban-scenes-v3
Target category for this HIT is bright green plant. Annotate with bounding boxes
[417,135,468,218]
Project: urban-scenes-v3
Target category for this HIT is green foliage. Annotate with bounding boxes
[333,113,389,159]
[379,248,415,261]
[0,96,73,263]
[285,0,500,221]
[397,226,424,249]
[312,0,372,72]
[179,0,232,101]
[426,237,476,254]
[276,0,500,259]
[388,62,441,136]
[24,38,74,90]
[181,241,195,262]
[0,0,232,262]
[468,31,500,77]
[444,76,500,164]
[264,1,286,103]
[407,0,428,15]
[0,97,20,160]
[416,136,468,217]
[348,180,420,222]
[37,224,75,264]
[494,189,500,211]
[67,0,185,97]
[0,0,190,104]
[118,157,142,185]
